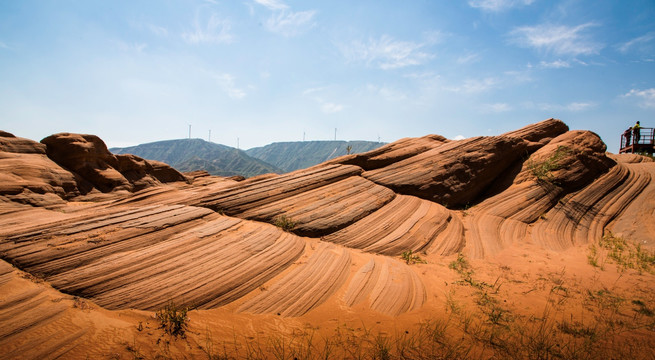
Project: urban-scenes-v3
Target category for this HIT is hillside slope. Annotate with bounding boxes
[111,138,281,177]
[245,140,384,173]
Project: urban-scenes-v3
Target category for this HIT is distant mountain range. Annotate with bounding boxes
[111,139,385,177]
[246,140,385,172]
[110,139,282,178]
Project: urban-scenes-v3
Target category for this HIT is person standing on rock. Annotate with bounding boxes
[633,121,642,144]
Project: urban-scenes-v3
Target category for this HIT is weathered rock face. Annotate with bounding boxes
[357,120,568,208]
[0,131,188,205]
[1,118,654,330]
[0,132,80,205]
[328,134,449,170]
[0,131,47,154]
[513,130,614,190]
[41,133,133,192]
[41,133,187,193]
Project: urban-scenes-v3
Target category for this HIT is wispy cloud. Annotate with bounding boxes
[457,53,481,65]
[340,35,436,70]
[321,102,344,113]
[303,87,344,113]
[211,73,246,99]
[183,12,233,44]
[618,32,655,53]
[147,24,168,37]
[445,77,498,94]
[254,0,316,37]
[265,10,316,37]
[0,41,9,49]
[509,22,602,56]
[254,0,288,10]
[469,0,535,12]
[539,59,570,68]
[480,103,512,113]
[624,88,655,108]
[526,101,596,112]
[115,41,148,53]
[366,84,407,101]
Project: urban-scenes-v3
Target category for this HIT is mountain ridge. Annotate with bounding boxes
[245,140,385,173]
[110,138,282,178]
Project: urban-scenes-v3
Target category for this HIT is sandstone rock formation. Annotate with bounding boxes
[41,133,187,192]
[1,119,654,359]
[0,131,187,206]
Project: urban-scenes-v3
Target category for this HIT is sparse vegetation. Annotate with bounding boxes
[273,215,296,232]
[448,253,484,289]
[132,272,655,360]
[526,145,571,182]
[588,231,655,274]
[401,249,427,265]
[155,301,189,337]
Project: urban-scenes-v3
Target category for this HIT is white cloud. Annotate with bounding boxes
[446,77,498,94]
[509,22,602,56]
[183,12,233,44]
[254,0,288,11]
[115,40,147,53]
[367,84,407,101]
[212,73,246,99]
[253,0,316,37]
[303,87,344,113]
[321,102,344,113]
[565,102,595,111]
[526,101,596,112]
[302,87,325,96]
[618,32,655,53]
[624,88,655,108]
[147,24,168,37]
[340,35,435,70]
[405,71,440,82]
[452,135,466,140]
[457,53,481,65]
[539,59,570,68]
[265,10,316,37]
[469,0,535,12]
[480,103,512,113]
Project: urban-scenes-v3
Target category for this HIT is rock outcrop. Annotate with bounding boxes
[0,131,189,206]
[1,118,653,325]
[41,133,187,193]
[0,132,81,205]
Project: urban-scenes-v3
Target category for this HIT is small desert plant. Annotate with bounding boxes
[156,301,189,337]
[401,250,427,265]
[346,145,353,155]
[273,215,296,232]
[448,253,485,288]
[557,321,596,338]
[587,243,600,268]
[596,231,655,274]
[526,145,571,182]
[631,299,654,317]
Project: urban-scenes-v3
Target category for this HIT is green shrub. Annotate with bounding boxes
[156,301,189,337]
[596,231,655,274]
[273,215,296,232]
[526,145,571,182]
[401,250,427,265]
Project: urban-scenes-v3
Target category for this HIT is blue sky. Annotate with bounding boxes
[1,0,654,152]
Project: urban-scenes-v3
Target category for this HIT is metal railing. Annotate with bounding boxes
[620,127,654,154]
